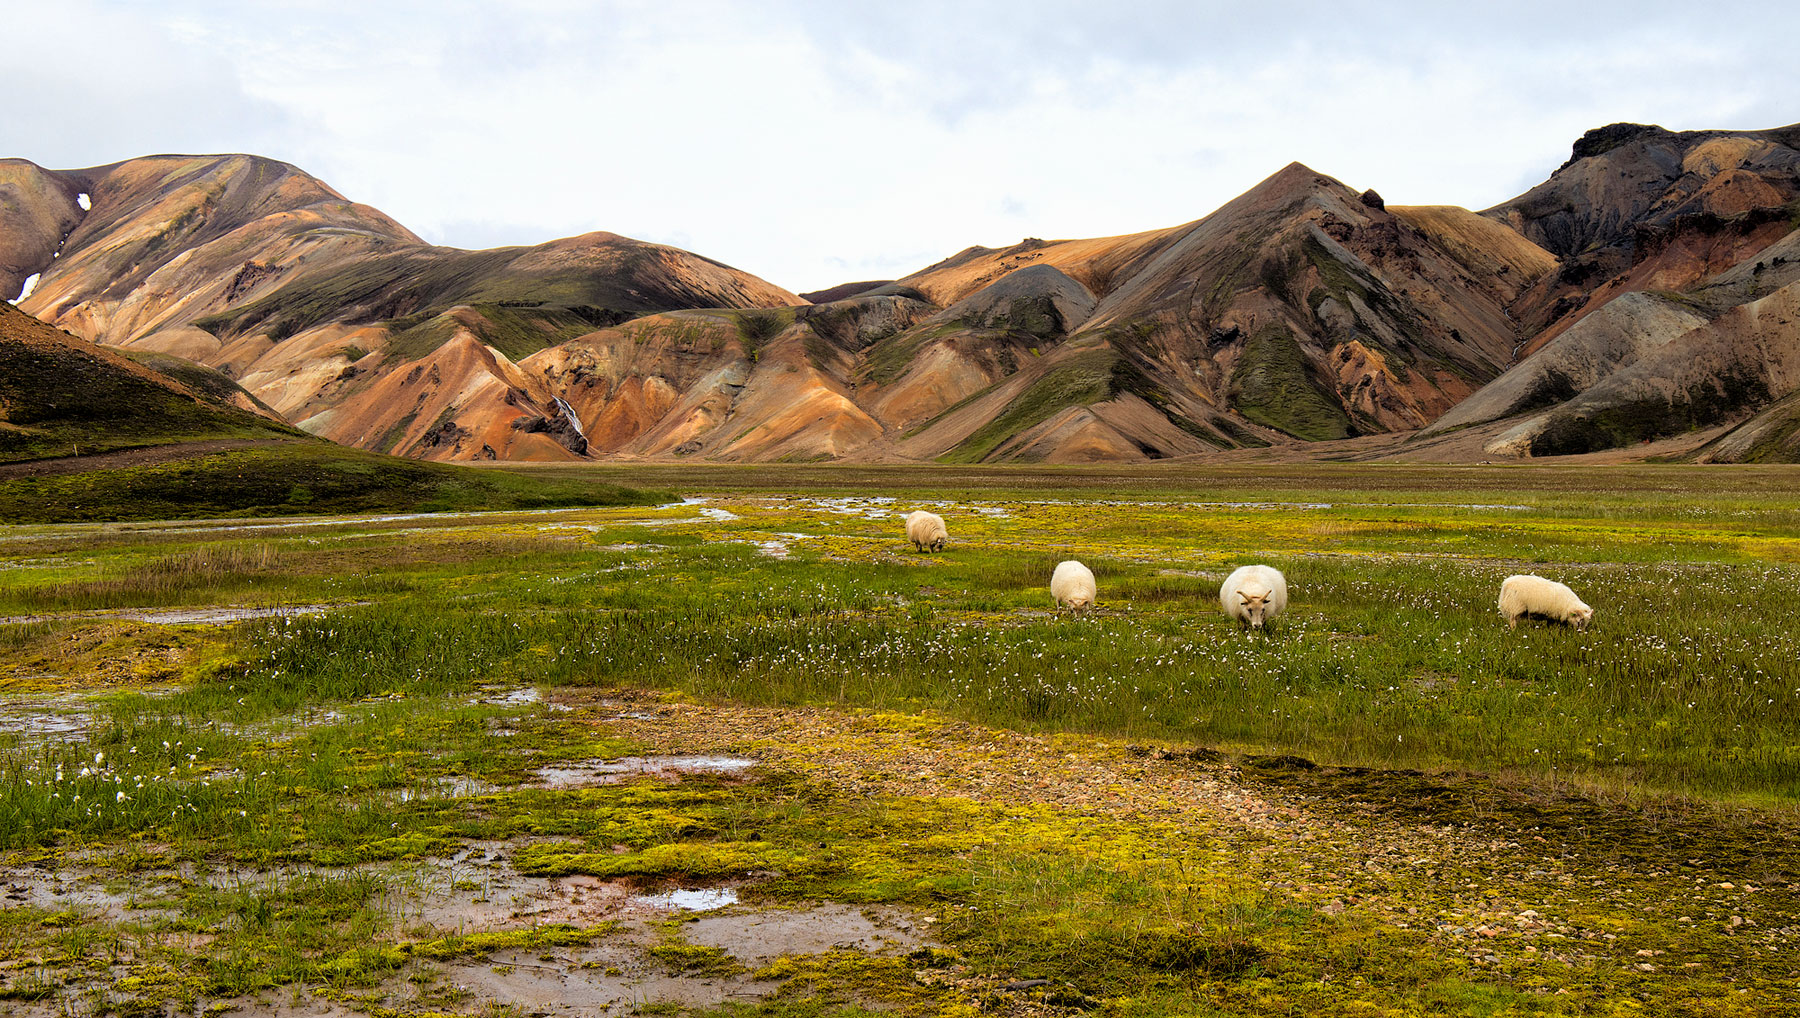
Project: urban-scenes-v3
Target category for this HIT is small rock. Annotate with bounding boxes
[1359,189,1385,210]
[1002,979,1052,991]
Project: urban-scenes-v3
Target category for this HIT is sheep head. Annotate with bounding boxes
[1239,589,1271,628]
[1570,605,1594,630]
[1065,594,1092,612]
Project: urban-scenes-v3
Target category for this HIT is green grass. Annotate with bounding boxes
[13,470,1793,798]
[4,464,1800,1014]
[0,443,668,523]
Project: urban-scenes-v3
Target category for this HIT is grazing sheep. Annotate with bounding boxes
[1220,564,1287,629]
[1050,560,1097,612]
[904,510,948,553]
[1498,574,1593,630]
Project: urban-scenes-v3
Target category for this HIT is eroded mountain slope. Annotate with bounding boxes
[3,154,803,462]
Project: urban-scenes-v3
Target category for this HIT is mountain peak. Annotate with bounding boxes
[1236,161,1349,206]
[1559,122,1672,170]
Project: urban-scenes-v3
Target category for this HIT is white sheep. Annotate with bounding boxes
[1050,560,1097,612]
[1220,564,1287,629]
[904,510,948,553]
[1498,574,1593,630]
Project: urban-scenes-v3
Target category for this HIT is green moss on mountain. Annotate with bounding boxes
[1228,324,1352,441]
[941,348,1128,463]
[382,304,607,365]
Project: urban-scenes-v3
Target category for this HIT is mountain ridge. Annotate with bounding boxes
[7,121,1799,465]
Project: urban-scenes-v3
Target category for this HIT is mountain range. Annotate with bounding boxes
[5,121,1799,464]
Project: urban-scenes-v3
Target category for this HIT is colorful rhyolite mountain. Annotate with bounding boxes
[5,122,1799,463]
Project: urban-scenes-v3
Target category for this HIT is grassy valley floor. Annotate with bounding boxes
[0,465,1796,1016]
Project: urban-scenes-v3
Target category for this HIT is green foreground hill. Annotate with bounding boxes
[0,301,300,462]
[0,303,665,521]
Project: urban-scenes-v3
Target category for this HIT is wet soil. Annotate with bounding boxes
[1228,752,1800,882]
[532,755,758,788]
[0,837,925,1018]
[566,688,1800,986]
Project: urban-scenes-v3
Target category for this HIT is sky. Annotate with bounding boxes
[6,1,1797,294]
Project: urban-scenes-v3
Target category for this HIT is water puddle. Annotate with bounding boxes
[121,605,330,625]
[733,495,898,520]
[532,756,758,788]
[632,887,739,911]
[5,840,926,1017]
[0,864,177,922]
[0,603,340,627]
[398,775,502,801]
[480,687,541,707]
[0,698,92,740]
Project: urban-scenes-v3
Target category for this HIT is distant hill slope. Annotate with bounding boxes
[1417,125,1800,459]
[474,162,1562,465]
[861,163,1553,460]
[6,123,1798,465]
[0,301,300,463]
[1482,122,1800,350]
[0,303,666,521]
[3,153,802,462]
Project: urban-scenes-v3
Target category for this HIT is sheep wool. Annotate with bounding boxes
[904,510,948,553]
[1498,574,1593,629]
[1050,560,1097,612]
[1220,564,1287,629]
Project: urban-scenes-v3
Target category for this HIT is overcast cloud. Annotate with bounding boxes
[5,1,1795,292]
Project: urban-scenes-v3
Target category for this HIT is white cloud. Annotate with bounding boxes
[4,1,1797,292]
